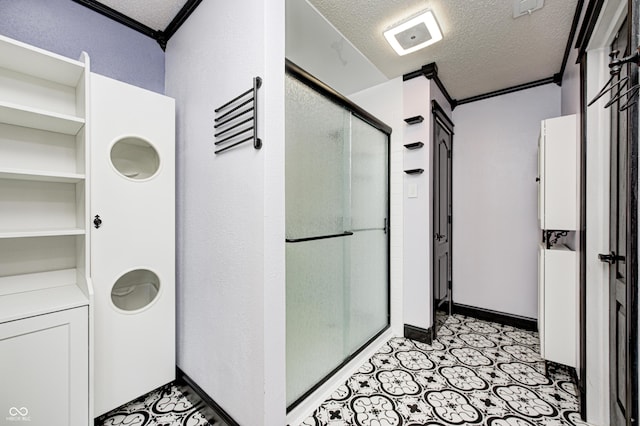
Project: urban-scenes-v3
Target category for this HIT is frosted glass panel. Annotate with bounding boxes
[285,74,349,239]
[351,116,388,231]
[286,238,346,406]
[285,73,389,407]
[347,231,388,352]
[348,117,388,352]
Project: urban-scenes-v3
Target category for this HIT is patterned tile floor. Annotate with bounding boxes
[299,314,589,426]
[96,383,213,426]
[95,315,588,426]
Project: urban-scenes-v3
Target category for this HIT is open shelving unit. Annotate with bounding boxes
[0,34,91,324]
[0,34,92,426]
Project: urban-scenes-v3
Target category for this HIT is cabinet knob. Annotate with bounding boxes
[535,177,540,182]
[93,215,102,229]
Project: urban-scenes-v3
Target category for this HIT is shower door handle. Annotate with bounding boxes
[286,231,354,243]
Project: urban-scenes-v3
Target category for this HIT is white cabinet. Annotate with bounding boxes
[0,35,91,310]
[0,35,92,423]
[90,74,175,416]
[0,34,176,422]
[537,114,579,369]
[538,245,577,368]
[538,114,577,230]
[0,308,88,426]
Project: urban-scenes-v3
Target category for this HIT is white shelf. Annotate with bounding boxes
[0,101,84,135]
[0,168,85,183]
[0,269,89,323]
[0,35,84,87]
[0,229,85,239]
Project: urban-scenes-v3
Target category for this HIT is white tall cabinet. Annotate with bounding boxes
[537,114,578,369]
[0,35,91,425]
[91,74,175,416]
[0,35,176,423]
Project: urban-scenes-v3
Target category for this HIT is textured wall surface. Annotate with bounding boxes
[402,77,432,330]
[452,84,561,319]
[0,0,164,93]
[401,78,453,333]
[166,0,286,424]
[286,0,387,96]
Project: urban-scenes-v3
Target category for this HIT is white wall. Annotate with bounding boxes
[452,84,561,319]
[402,77,432,330]
[350,77,404,336]
[400,77,454,332]
[285,0,387,95]
[263,1,287,423]
[165,1,286,425]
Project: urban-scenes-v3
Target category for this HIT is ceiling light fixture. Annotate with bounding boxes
[384,10,443,56]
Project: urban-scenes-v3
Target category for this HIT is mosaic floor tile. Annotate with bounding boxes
[96,383,212,426]
[300,314,587,426]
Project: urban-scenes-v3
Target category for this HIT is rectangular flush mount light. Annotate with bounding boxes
[384,10,443,56]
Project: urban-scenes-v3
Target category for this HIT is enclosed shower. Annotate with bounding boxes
[285,61,391,409]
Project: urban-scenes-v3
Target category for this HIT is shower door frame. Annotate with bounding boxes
[285,59,392,411]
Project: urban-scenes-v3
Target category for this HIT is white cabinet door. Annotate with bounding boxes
[538,245,545,358]
[90,74,175,416]
[539,115,577,230]
[0,307,88,426]
[540,246,577,368]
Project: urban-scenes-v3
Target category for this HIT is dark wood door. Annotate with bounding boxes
[433,113,453,337]
[604,17,636,426]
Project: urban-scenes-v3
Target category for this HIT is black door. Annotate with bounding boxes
[602,17,638,426]
[433,104,453,337]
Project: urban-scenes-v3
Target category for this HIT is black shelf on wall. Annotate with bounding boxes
[404,142,424,150]
[404,168,424,175]
[404,115,424,125]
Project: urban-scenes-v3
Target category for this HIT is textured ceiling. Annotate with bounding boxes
[306,0,579,100]
[96,0,188,30]
[93,0,578,100]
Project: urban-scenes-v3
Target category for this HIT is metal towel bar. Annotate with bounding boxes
[214,76,262,154]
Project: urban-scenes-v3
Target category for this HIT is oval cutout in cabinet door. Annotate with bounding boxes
[111,269,160,312]
[110,137,160,180]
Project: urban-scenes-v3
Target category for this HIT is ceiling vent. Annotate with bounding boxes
[384,10,443,56]
[513,0,544,18]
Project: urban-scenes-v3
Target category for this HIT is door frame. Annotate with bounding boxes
[579,0,639,423]
[431,100,455,335]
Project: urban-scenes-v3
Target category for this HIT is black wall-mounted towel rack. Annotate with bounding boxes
[214,76,262,154]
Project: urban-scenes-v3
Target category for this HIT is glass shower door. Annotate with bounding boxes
[285,73,389,408]
[285,74,351,407]
[346,116,389,354]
